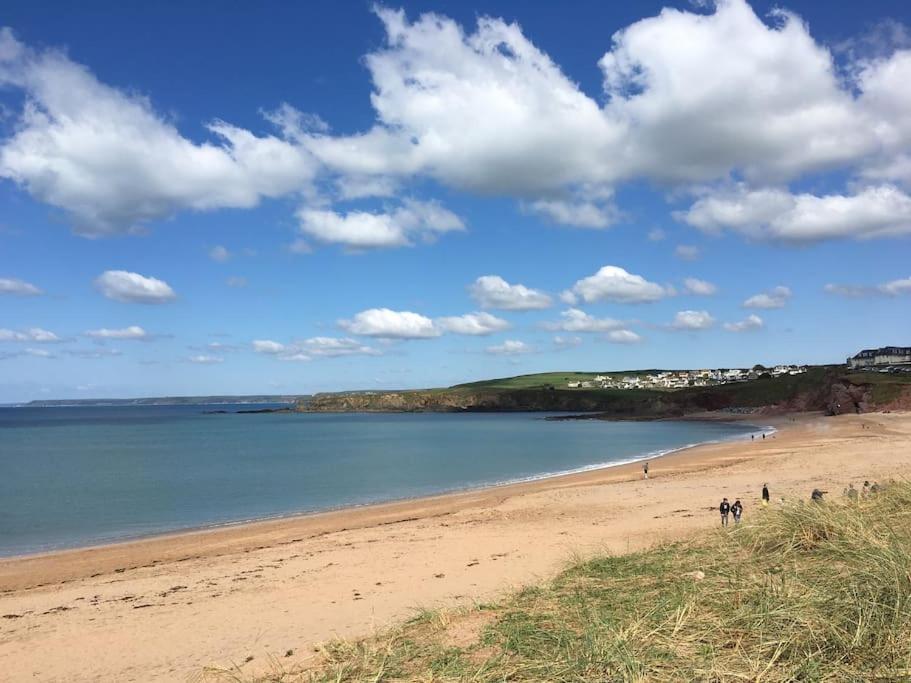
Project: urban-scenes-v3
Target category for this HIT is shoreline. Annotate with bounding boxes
[0,413,779,591]
[2,411,908,682]
[0,414,767,563]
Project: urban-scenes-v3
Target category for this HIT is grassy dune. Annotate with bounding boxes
[236,482,911,682]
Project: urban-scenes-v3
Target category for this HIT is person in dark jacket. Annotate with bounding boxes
[762,483,770,507]
[720,498,731,526]
[731,499,743,524]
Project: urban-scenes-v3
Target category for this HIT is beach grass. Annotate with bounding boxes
[230,481,911,682]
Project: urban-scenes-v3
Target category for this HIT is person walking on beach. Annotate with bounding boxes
[643,461,649,480]
[762,483,770,507]
[731,499,743,524]
[720,498,731,527]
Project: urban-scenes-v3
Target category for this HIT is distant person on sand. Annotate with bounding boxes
[862,481,871,498]
[643,461,649,480]
[731,499,743,524]
[720,498,731,526]
[762,484,770,507]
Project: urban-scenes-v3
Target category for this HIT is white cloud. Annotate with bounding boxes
[525,198,615,228]
[724,314,764,332]
[436,312,510,336]
[335,175,399,200]
[0,327,61,342]
[94,270,176,304]
[681,184,911,243]
[486,339,532,355]
[553,335,582,349]
[253,336,380,360]
[544,308,625,333]
[300,337,381,358]
[226,276,247,288]
[66,348,123,359]
[647,228,666,242]
[683,277,718,296]
[743,286,791,309]
[674,245,700,261]
[567,265,670,304]
[606,329,643,344]
[311,1,882,197]
[339,308,440,339]
[0,30,319,236]
[878,277,911,296]
[824,276,911,297]
[24,347,54,358]
[209,245,231,262]
[188,354,223,364]
[0,277,41,295]
[670,310,715,330]
[296,199,463,249]
[85,325,149,340]
[469,275,552,311]
[252,340,286,354]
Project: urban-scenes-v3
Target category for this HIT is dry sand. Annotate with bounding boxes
[2,411,910,681]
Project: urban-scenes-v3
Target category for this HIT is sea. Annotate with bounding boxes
[0,405,758,557]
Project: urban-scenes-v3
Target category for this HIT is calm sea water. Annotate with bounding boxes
[0,406,756,556]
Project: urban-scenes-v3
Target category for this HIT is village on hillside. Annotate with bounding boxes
[566,365,808,391]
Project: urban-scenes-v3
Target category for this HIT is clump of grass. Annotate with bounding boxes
[237,482,911,682]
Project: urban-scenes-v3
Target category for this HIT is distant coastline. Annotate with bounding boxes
[18,394,309,408]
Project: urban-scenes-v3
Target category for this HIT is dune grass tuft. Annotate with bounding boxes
[235,481,911,682]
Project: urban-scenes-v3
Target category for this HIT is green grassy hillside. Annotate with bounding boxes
[241,482,911,682]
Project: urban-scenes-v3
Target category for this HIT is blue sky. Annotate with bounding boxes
[1,0,910,402]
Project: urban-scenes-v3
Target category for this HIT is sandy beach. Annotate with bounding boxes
[2,411,910,681]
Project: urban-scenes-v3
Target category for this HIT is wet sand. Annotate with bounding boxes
[2,412,909,681]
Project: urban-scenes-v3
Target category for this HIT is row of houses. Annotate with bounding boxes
[567,365,807,391]
[848,346,911,371]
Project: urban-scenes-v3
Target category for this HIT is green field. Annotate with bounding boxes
[453,370,675,391]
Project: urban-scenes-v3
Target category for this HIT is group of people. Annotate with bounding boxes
[719,483,770,526]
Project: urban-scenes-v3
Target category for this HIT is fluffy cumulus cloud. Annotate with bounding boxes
[0,29,318,236]
[743,286,791,309]
[564,266,670,304]
[84,325,149,340]
[670,310,715,330]
[339,308,440,339]
[311,1,889,194]
[543,308,625,333]
[469,276,552,311]
[724,314,764,332]
[485,339,532,355]
[683,278,718,296]
[94,270,176,304]
[525,198,616,229]
[681,185,911,243]
[296,199,463,249]
[0,277,42,295]
[436,312,510,336]
[3,0,911,253]
[5,2,911,245]
[254,337,381,361]
[0,327,61,342]
[825,276,911,297]
[606,329,643,344]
